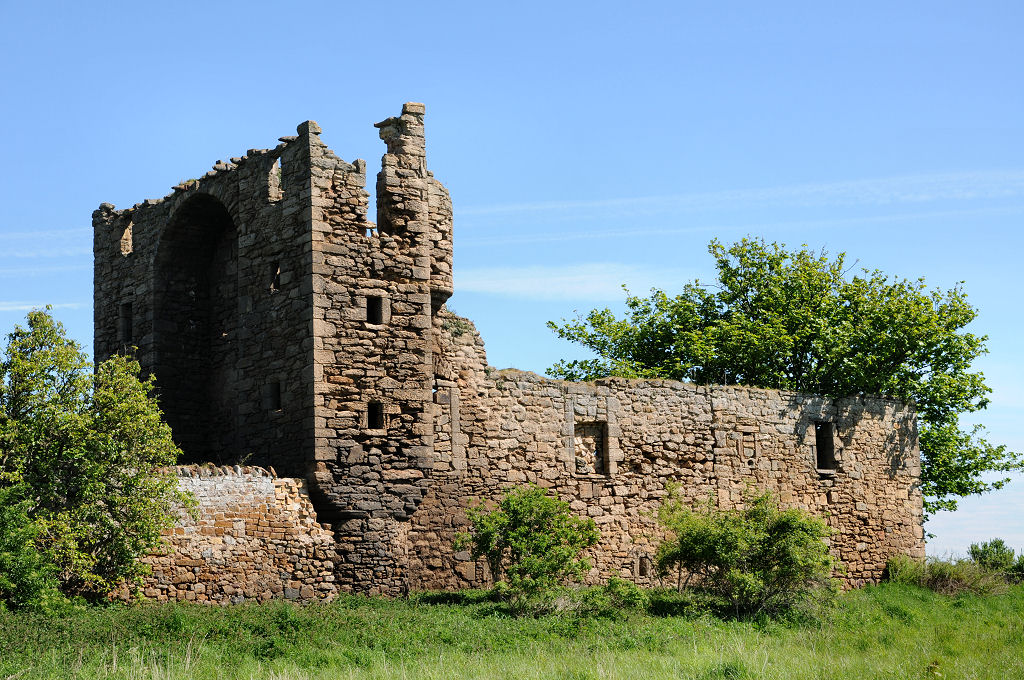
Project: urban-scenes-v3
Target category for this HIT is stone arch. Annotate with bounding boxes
[154,192,239,463]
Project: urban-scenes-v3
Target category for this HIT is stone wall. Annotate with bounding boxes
[396,314,925,592]
[95,103,926,601]
[93,125,318,475]
[140,466,337,603]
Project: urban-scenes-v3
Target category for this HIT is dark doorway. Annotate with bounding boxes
[154,194,238,463]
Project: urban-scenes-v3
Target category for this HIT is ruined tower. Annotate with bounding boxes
[95,104,452,591]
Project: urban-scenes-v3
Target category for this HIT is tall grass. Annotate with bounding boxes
[885,554,1009,595]
[1,584,1022,679]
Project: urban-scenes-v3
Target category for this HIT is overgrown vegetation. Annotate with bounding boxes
[455,485,599,611]
[441,310,473,338]
[885,538,1024,594]
[0,584,1021,679]
[654,487,836,617]
[885,554,1008,596]
[0,310,189,608]
[455,483,836,621]
[968,538,1016,573]
[547,237,1022,515]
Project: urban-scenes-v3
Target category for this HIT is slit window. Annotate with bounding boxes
[118,302,132,345]
[815,421,837,470]
[262,381,282,411]
[120,222,133,255]
[269,157,284,201]
[367,401,385,430]
[270,262,281,293]
[366,295,383,324]
[638,556,650,577]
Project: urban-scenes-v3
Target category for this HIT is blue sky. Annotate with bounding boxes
[1,0,1021,555]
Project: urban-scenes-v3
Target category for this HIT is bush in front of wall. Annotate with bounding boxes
[455,484,599,613]
[654,486,837,618]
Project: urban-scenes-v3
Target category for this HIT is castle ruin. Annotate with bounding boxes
[93,103,925,602]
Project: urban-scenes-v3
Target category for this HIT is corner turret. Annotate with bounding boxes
[375,102,453,309]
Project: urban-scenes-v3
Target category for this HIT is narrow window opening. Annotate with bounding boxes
[268,157,283,202]
[120,222,133,256]
[638,557,650,577]
[118,302,132,345]
[270,262,281,293]
[815,421,837,470]
[366,295,383,324]
[367,401,385,430]
[262,381,282,412]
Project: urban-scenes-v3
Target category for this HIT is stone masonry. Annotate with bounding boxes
[137,465,337,603]
[93,103,925,601]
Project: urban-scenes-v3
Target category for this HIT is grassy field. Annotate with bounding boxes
[1,584,1021,680]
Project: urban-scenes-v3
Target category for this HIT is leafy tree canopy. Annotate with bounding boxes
[548,237,1021,515]
[0,309,189,605]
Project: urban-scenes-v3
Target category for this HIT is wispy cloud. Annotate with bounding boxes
[0,264,90,278]
[456,263,694,301]
[0,228,91,259]
[458,205,1024,247]
[6,247,92,258]
[459,170,1024,217]
[0,228,90,241]
[0,302,85,312]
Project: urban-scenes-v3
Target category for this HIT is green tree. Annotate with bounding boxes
[0,309,188,603]
[548,237,1021,515]
[968,538,1015,572]
[455,485,599,604]
[655,487,835,617]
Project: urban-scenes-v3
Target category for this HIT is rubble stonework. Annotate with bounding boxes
[93,103,925,601]
[140,466,337,603]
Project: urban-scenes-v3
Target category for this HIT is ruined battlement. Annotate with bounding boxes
[95,104,924,602]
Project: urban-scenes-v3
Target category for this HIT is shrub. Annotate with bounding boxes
[0,310,190,602]
[884,554,1006,595]
[455,485,599,609]
[645,587,719,618]
[654,487,836,617]
[603,576,649,610]
[1009,554,1024,583]
[547,578,650,619]
[968,538,1016,572]
[0,485,63,611]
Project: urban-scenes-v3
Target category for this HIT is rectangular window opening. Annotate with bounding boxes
[574,421,609,476]
[815,421,837,470]
[262,381,282,412]
[638,556,650,577]
[118,302,132,345]
[367,401,385,430]
[366,295,384,324]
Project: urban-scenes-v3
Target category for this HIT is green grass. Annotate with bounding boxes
[1,584,1022,679]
